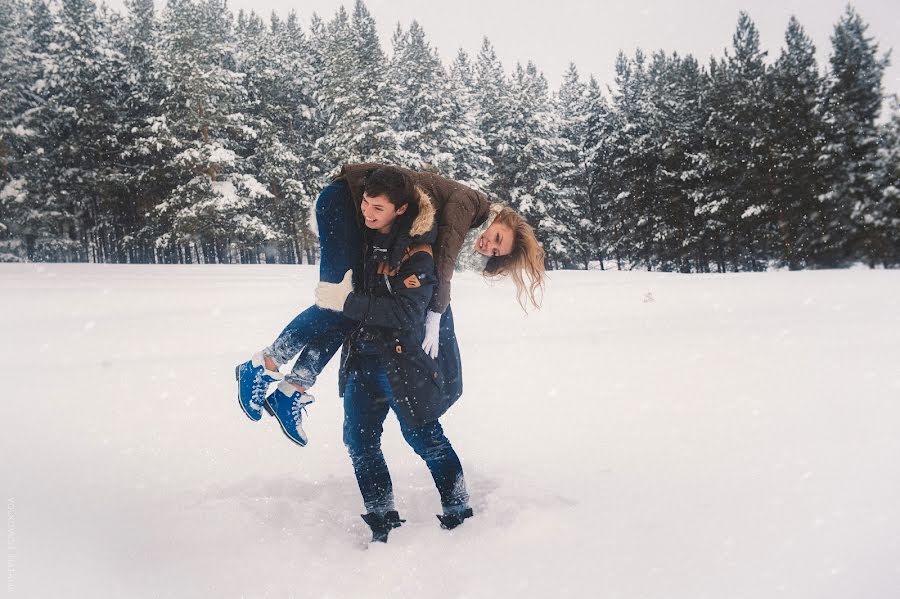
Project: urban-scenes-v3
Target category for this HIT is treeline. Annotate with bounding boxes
[0,0,897,269]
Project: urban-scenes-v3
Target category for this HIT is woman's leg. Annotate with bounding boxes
[400,419,470,515]
[343,356,395,515]
[263,180,362,389]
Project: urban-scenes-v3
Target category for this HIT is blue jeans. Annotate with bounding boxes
[265,181,361,388]
[343,354,469,515]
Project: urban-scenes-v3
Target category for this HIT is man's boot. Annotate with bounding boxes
[437,507,474,530]
[360,510,405,543]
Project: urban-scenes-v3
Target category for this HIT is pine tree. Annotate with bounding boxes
[114,0,170,263]
[819,6,889,266]
[502,62,572,266]
[583,76,617,269]
[474,37,515,199]
[317,1,399,166]
[235,9,322,263]
[0,0,37,260]
[150,0,273,263]
[388,21,450,168]
[557,63,595,268]
[645,52,709,272]
[606,50,657,270]
[769,16,825,269]
[869,97,900,266]
[8,0,76,261]
[441,49,492,189]
[699,13,774,271]
[39,0,130,262]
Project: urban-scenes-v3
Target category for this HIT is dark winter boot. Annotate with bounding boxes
[360,510,405,543]
[437,507,474,530]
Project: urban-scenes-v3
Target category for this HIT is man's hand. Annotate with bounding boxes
[422,310,441,359]
[315,270,353,311]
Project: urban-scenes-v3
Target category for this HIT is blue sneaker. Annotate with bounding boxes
[235,352,282,421]
[264,380,315,447]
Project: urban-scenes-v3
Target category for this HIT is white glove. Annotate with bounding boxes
[314,270,353,312]
[422,310,441,359]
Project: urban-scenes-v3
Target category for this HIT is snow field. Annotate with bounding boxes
[1,264,899,598]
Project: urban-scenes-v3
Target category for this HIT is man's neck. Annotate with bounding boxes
[377,222,394,235]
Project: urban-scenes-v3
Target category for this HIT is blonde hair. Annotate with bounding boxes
[483,206,546,312]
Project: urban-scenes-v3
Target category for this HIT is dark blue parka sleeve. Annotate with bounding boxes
[342,252,437,332]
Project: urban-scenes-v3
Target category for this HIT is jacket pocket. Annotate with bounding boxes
[393,337,443,389]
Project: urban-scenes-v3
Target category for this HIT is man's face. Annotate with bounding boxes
[361,193,407,233]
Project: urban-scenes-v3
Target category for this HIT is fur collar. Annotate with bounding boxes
[408,185,436,237]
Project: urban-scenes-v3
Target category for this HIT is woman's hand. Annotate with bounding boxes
[315,270,353,311]
[422,311,441,359]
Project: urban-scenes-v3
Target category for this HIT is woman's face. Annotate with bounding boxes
[474,222,514,257]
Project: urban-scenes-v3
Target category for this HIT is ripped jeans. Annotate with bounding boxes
[343,353,469,516]
[264,180,361,389]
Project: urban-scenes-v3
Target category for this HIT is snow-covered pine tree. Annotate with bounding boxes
[0,0,37,260]
[698,13,774,272]
[317,1,400,166]
[388,20,449,169]
[150,0,274,263]
[556,63,596,268]
[769,16,825,270]
[115,0,171,263]
[39,0,130,262]
[474,37,516,200]
[819,6,889,267]
[235,9,322,264]
[645,51,709,272]
[606,50,658,270]
[502,62,573,267]
[388,22,490,184]
[314,7,354,165]
[868,97,900,267]
[5,0,77,261]
[582,76,617,269]
[441,49,492,190]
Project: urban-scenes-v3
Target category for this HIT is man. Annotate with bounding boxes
[314,166,473,542]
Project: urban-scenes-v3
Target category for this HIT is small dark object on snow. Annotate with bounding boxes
[360,510,405,543]
[437,508,474,530]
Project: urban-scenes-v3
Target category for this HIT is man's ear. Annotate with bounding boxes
[396,203,408,215]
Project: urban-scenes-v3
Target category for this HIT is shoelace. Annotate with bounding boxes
[290,395,313,426]
[251,371,268,407]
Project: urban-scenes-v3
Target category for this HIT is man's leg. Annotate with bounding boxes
[343,357,395,515]
[400,419,471,518]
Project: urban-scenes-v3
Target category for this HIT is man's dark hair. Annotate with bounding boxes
[363,167,416,209]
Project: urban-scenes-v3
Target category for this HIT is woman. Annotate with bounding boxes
[235,163,546,447]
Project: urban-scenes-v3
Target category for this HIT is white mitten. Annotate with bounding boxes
[314,270,353,311]
[421,310,441,359]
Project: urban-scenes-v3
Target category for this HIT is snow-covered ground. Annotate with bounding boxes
[2,264,899,598]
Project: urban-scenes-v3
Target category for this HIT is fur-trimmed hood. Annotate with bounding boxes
[376,184,437,271]
[408,185,436,238]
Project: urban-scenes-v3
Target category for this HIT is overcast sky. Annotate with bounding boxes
[115,0,899,99]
